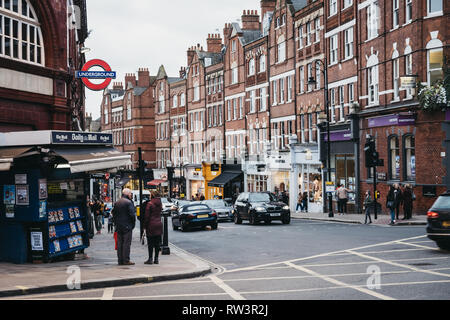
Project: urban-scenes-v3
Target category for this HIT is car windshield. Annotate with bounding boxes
[184,205,210,212]
[249,193,274,202]
[431,195,450,210]
[203,200,228,208]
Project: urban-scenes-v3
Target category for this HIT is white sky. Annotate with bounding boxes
[84,0,262,119]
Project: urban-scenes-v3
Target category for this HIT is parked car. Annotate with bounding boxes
[426,191,450,250]
[234,192,291,225]
[202,199,234,222]
[160,197,174,213]
[172,203,218,232]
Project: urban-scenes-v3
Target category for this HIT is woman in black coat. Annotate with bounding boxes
[402,184,414,220]
[144,190,163,265]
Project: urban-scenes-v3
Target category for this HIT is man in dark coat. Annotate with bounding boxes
[402,184,414,220]
[144,191,163,265]
[112,188,136,265]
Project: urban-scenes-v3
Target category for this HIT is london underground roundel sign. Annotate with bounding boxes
[76,59,116,91]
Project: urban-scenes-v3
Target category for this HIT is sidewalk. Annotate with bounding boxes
[291,210,427,226]
[0,227,212,298]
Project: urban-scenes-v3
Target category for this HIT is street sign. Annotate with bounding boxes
[400,75,418,89]
[325,181,335,193]
[76,59,116,91]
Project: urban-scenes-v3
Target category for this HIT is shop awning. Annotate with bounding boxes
[208,171,242,187]
[147,179,167,186]
[52,146,132,174]
[0,147,34,171]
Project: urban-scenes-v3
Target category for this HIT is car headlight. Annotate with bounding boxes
[283,205,290,210]
[255,207,267,212]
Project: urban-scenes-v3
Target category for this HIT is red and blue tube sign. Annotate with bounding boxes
[76,59,116,91]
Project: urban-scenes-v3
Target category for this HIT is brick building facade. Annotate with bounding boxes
[0,0,88,132]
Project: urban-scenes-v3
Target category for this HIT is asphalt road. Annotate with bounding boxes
[10,219,450,301]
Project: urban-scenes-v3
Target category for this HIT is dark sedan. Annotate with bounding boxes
[172,203,218,232]
[234,192,291,225]
[201,200,234,222]
[426,192,450,250]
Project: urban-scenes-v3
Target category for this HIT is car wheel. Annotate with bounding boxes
[265,220,271,225]
[234,213,242,224]
[436,241,450,251]
[180,223,188,232]
[172,223,179,231]
[211,222,218,230]
[282,215,291,224]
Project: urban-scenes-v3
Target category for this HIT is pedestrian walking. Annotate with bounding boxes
[402,184,414,220]
[386,185,401,225]
[301,191,308,213]
[296,192,302,213]
[93,198,103,234]
[336,184,350,215]
[363,190,373,224]
[111,188,136,265]
[107,211,115,233]
[393,183,403,220]
[86,196,95,239]
[143,190,163,265]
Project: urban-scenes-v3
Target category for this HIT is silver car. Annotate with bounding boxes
[202,199,234,222]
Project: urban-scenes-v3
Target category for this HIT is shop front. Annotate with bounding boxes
[202,162,223,200]
[266,151,291,199]
[323,127,357,212]
[289,135,323,213]
[208,163,243,203]
[149,168,169,197]
[243,159,268,193]
[0,131,131,264]
[185,165,205,200]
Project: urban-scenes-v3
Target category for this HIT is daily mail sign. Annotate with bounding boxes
[51,131,113,145]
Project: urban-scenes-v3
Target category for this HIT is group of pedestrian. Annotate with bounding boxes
[386,183,415,225]
[296,192,308,213]
[363,183,415,225]
[111,188,163,266]
[193,193,205,201]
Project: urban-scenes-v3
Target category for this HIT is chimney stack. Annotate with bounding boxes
[137,68,150,87]
[112,82,123,90]
[241,10,260,30]
[187,46,195,66]
[260,0,276,22]
[207,33,222,53]
[179,66,186,78]
[223,23,232,40]
[124,73,137,87]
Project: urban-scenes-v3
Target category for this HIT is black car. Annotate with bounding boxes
[426,192,450,250]
[234,192,290,225]
[201,199,234,222]
[171,203,218,232]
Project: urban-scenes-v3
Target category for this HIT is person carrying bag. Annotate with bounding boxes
[144,190,163,265]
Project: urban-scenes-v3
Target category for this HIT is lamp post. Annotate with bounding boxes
[308,58,334,217]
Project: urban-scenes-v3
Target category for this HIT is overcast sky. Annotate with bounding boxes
[84,0,262,119]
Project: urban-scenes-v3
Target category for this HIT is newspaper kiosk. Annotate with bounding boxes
[0,131,131,263]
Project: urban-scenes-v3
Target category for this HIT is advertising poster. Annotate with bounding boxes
[30,232,44,251]
[39,201,47,219]
[5,205,14,218]
[3,185,15,205]
[14,174,27,184]
[39,179,48,199]
[16,185,29,206]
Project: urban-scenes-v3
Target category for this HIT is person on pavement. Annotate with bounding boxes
[144,190,163,265]
[363,190,373,224]
[402,184,414,220]
[336,184,350,215]
[112,188,136,265]
[393,183,403,220]
[93,198,103,235]
[386,185,401,225]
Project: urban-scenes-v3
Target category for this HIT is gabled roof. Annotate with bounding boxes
[133,87,148,96]
[198,51,223,67]
[156,65,168,80]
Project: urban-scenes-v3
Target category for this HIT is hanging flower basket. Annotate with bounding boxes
[418,81,449,113]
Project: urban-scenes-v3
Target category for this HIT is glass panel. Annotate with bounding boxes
[21,22,26,40]
[429,49,443,69]
[12,0,17,12]
[4,36,10,56]
[4,16,10,36]
[12,38,17,57]
[4,0,11,10]
[0,15,3,34]
[429,0,442,13]
[430,70,443,85]
[36,46,41,64]
[22,0,27,16]
[29,25,34,43]
[29,43,34,61]
[12,19,17,38]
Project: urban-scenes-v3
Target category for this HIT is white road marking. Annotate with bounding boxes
[208,274,245,300]
[285,261,395,300]
[395,241,438,251]
[225,235,428,274]
[346,250,450,278]
[101,288,114,300]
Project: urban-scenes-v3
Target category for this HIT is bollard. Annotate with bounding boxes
[161,210,170,255]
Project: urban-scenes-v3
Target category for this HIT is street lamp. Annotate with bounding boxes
[308,58,334,217]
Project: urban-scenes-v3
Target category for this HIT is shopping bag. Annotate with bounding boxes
[114,231,118,251]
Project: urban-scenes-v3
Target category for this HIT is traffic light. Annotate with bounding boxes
[364,137,380,168]
[375,190,380,200]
